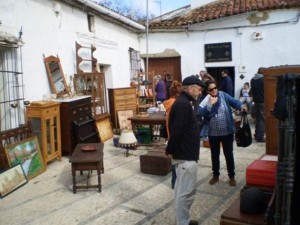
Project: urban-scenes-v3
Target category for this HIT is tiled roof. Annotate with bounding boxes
[149,0,300,29]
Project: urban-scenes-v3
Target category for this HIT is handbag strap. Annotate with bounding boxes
[241,111,249,125]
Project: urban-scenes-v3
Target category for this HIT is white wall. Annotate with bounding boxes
[0,0,141,101]
[143,9,300,97]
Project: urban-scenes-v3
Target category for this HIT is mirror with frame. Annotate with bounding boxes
[44,55,70,97]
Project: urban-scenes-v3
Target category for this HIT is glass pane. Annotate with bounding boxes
[46,118,51,156]
[53,116,58,152]
[31,118,42,152]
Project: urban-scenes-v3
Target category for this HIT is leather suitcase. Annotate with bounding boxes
[220,197,267,225]
[140,151,171,175]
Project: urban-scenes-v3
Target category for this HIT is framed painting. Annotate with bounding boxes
[96,118,113,142]
[5,136,45,180]
[117,109,134,130]
[0,164,27,198]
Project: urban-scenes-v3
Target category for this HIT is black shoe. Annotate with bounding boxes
[189,220,198,225]
[256,138,266,143]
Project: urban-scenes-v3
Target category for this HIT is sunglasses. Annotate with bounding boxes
[208,87,217,92]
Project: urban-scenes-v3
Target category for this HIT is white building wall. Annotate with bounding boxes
[143,9,300,97]
[0,0,141,101]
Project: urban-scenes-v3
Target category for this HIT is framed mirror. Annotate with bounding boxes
[44,55,69,97]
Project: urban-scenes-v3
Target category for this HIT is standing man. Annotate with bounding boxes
[166,75,204,225]
[250,68,265,142]
[219,69,234,96]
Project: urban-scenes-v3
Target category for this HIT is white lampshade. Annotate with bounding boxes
[119,129,137,147]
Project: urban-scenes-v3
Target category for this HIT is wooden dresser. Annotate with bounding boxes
[108,87,137,130]
[261,65,300,155]
[56,96,92,155]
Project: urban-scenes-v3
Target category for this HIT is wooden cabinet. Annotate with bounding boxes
[261,65,300,155]
[136,71,155,113]
[108,87,137,130]
[73,72,109,120]
[26,101,61,168]
[57,96,92,155]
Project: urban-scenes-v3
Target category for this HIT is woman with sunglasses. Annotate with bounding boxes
[199,80,247,186]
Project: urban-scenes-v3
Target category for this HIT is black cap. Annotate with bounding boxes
[182,75,205,87]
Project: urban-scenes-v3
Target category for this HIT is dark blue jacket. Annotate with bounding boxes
[219,76,234,96]
[166,91,200,161]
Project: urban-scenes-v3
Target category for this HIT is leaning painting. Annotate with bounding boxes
[0,164,27,198]
[5,136,45,180]
[117,109,134,130]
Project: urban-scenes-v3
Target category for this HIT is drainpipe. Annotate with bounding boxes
[76,0,145,31]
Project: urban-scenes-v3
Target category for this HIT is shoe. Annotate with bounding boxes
[256,138,266,143]
[189,220,198,225]
[229,178,236,186]
[209,176,219,185]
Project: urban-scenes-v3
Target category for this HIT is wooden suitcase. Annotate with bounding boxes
[140,151,171,175]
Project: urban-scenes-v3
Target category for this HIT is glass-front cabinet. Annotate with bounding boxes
[26,101,61,168]
[73,72,109,119]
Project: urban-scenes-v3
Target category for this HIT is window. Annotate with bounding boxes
[87,14,95,33]
[129,48,141,78]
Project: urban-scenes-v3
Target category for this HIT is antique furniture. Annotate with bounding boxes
[108,87,137,130]
[128,111,166,129]
[43,55,70,97]
[73,72,109,120]
[75,42,97,74]
[261,65,300,155]
[73,116,100,143]
[118,129,138,157]
[0,123,32,170]
[56,96,92,155]
[140,150,171,175]
[69,143,104,194]
[136,71,155,113]
[26,101,61,168]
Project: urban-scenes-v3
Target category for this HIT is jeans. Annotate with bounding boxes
[254,103,265,141]
[209,134,235,178]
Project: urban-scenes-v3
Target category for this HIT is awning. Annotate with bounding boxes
[0,30,23,47]
[141,49,180,58]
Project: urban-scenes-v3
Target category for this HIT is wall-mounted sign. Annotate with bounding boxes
[205,42,232,62]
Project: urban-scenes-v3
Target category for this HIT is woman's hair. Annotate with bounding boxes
[205,80,217,91]
[169,80,182,97]
[202,73,215,82]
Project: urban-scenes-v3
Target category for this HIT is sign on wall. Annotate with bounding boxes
[205,42,232,62]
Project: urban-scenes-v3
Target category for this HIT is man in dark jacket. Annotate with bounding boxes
[166,75,203,225]
[219,69,234,96]
[250,68,265,142]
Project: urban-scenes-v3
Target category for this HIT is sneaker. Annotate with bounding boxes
[229,178,236,186]
[209,176,219,185]
[256,138,266,143]
[189,220,198,225]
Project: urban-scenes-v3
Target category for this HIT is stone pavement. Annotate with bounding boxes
[0,127,266,225]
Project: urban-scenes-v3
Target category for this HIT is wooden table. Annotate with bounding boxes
[128,111,166,145]
[69,143,104,194]
[128,111,166,127]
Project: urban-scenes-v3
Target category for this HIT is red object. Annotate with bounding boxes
[246,159,277,187]
[81,145,96,152]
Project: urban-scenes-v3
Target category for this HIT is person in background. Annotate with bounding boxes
[163,80,182,189]
[239,82,252,112]
[250,68,265,142]
[219,69,234,96]
[166,75,204,225]
[199,80,247,187]
[165,74,173,100]
[199,70,206,80]
[154,75,166,102]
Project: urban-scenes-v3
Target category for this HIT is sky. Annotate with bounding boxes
[97,0,191,16]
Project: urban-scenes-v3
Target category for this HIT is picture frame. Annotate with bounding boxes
[0,164,27,198]
[117,109,134,130]
[95,118,113,142]
[4,136,45,180]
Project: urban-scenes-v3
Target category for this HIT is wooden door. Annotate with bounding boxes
[261,65,300,155]
[147,57,181,82]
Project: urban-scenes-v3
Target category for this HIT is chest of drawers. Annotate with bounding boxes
[57,96,92,155]
[108,87,137,130]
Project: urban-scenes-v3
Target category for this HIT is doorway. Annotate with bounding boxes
[206,67,235,93]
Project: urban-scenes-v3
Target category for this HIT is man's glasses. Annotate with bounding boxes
[208,87,217,92]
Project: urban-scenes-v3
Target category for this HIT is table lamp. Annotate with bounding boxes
[118,129,138,157]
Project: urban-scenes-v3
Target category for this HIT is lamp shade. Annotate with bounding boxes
[118,129,137,147]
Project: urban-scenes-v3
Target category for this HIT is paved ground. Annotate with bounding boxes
[0,121,266,225]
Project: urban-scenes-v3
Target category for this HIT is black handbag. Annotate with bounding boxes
[235,112,252,147]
